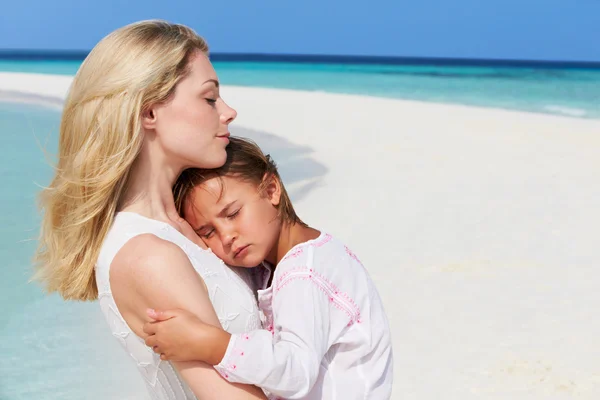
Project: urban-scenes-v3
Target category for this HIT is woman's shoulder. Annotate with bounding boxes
[115,233,184,262]
[101,212,214,267]
[97,212,220,288]
[109,233,194,287]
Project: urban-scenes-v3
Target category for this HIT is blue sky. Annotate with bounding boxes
[1,0,599,61]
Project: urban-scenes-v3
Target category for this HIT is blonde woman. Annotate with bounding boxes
[35,20,267,399]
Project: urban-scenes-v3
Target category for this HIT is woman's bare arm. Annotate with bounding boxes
[110,233,266,399]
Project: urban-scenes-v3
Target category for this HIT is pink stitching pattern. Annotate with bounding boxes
[345,245,365,268]
[274,267,361,327]
[313,234,332,247]
[281,246,304,262]
[279,234,332,262]
[275,266,307,285]
[263,310,275,335]
[215,333,252,380]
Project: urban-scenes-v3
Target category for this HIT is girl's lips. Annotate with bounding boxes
[233,245,249,258]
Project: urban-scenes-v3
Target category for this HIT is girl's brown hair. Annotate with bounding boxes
[174,137,305,227]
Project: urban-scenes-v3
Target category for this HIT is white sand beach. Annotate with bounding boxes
[1,71,599,399]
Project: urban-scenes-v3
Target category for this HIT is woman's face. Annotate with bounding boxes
[144,52,237,170]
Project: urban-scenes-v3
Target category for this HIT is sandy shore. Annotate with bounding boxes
[2,71,599,399]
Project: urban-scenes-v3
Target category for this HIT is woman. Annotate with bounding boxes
[34,20,267,399]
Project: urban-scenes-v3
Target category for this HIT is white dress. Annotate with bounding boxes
[214,232,394,400]
[95,212,262,400]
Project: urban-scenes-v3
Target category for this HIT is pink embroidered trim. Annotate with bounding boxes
[274,267,361,327]
[345,245,365,268]
[313,233,332,247]
[276,265,307,285]
[214,333,251,380]
[280,234,333,262]
[264,312,275,335]
[281,246,304,262]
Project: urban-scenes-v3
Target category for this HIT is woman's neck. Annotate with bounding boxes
[267,222,321,267]
[119,142,182,225]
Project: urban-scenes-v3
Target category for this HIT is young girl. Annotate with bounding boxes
[143,137,393,399]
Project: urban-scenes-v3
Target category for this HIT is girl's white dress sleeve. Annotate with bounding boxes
[214,262,340,399]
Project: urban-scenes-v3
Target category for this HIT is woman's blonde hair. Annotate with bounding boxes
[34,20,209,301]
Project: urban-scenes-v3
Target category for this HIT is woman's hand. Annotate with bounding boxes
[143,308,231,365]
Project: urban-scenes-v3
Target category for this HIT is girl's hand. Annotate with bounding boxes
[143,308,231,364]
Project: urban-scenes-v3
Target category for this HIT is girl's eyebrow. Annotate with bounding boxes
[192,222,209,233]
[217,201,237,218]
[192,200,236,232]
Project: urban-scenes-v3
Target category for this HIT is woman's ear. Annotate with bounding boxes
[264,174,282,207]
[141,106,157,130]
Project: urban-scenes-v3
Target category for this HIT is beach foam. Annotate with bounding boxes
[543,105,589,118]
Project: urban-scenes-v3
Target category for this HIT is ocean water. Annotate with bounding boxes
[1,57,599,398]
[0,102,147,399]
[0,59,599,118]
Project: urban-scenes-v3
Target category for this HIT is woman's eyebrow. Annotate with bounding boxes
[202,79,219,88]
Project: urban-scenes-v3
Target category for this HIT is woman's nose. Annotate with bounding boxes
[220,100,237,125]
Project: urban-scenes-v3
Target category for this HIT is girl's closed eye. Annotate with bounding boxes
[198,228,215,239]
[205,98,217,106]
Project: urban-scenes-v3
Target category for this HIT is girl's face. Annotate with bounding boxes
[183,175,283,267]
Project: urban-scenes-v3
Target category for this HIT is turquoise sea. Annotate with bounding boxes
[1,57,599,399]
[1,58,600,118]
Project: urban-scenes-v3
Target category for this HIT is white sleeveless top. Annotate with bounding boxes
[95,212,262,399]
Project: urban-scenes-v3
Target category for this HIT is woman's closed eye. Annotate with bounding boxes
[205,98,217,106]
[227,209,240,219]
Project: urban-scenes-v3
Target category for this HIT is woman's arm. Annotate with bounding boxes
[110,233,267,400]
[144,273,337,399]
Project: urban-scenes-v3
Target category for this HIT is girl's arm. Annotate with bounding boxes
[110,234,267,400]
[214,275,335,399]
[146,270,340,399]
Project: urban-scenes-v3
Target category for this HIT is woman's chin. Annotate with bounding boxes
[195,151,227,169]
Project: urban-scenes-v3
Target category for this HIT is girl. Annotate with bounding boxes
[144,137,394,399]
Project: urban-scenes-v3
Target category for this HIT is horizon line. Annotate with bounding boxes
[1,49,599,69]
